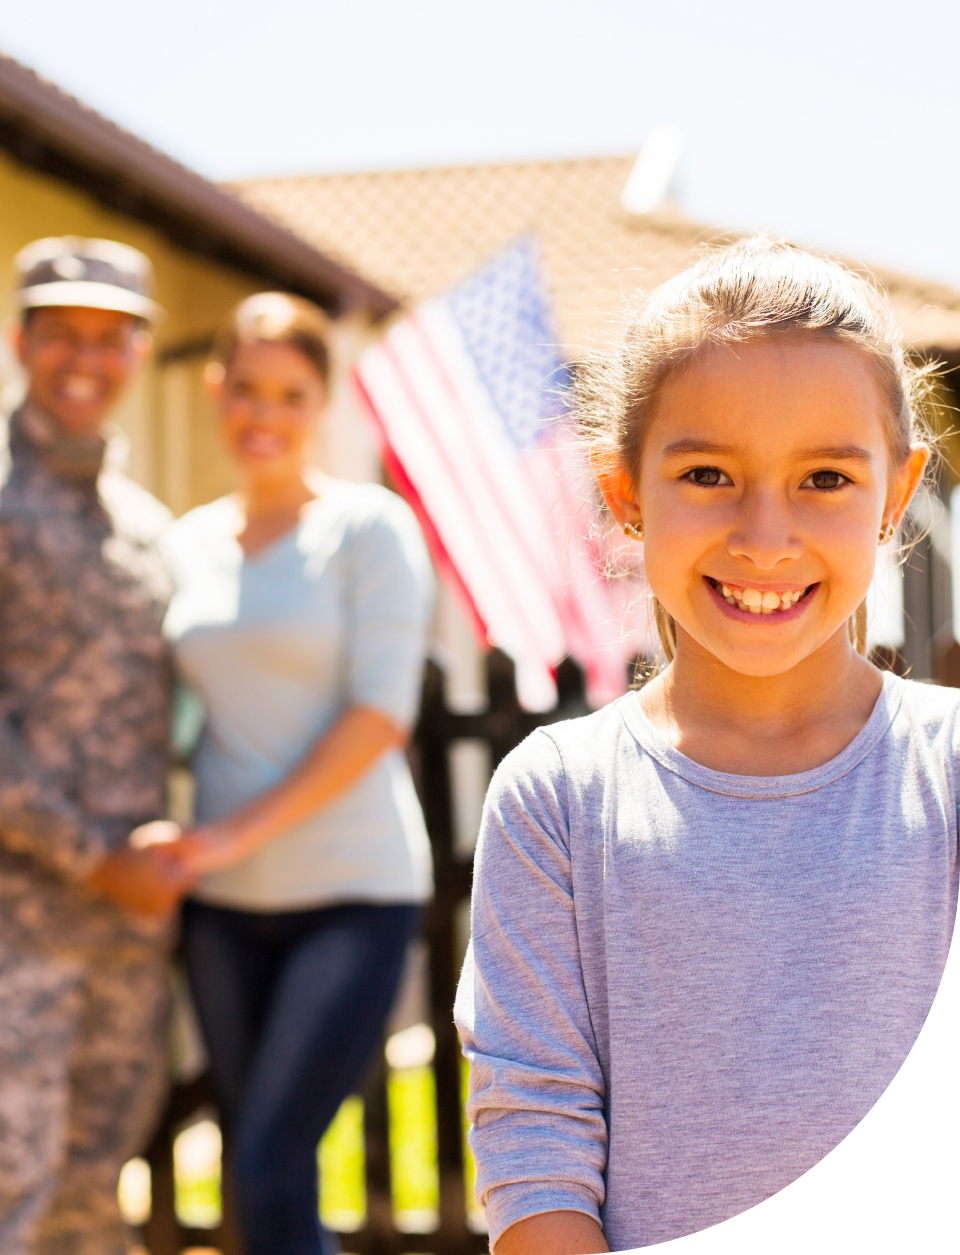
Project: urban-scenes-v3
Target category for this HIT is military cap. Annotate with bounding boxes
[14,236,160,322]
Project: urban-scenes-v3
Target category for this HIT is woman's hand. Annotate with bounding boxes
[155,706,407,877]
[141,708,407,883]
[156,824,250,878]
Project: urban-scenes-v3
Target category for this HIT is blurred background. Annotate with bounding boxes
[0,4,958,1252]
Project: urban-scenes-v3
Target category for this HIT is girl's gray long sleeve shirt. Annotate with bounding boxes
[454,672,959,1250]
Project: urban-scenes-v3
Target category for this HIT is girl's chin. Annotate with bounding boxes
[702,646,818,678]
[690,620,856,676]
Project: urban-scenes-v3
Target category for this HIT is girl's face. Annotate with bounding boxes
[212,340,326,481]
[614,338,927,677]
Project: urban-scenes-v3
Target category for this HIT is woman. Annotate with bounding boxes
[161,293,435,1255]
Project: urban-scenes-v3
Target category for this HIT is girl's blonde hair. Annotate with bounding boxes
[580,237,936,661]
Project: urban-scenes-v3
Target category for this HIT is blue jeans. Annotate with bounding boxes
[181,899,422,1255]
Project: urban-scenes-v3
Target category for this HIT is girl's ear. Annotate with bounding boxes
[590,440,643,530]
[887,443,930,530]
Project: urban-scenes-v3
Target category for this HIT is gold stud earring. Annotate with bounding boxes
[879,522,895,545]
[622,521,644,541]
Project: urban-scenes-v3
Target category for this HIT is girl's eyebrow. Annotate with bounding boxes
[661,439,874,464]
[662,439,740,458]
[796,444,874,463]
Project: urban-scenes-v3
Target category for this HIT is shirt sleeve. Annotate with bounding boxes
[345,493,436,727]
[0,717,108,882]
[454,731,608,1246]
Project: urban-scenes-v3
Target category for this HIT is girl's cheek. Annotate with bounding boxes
[641,543,698,617]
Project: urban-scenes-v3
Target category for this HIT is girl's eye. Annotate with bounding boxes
[685,466,730,487]
[803,470,848,491]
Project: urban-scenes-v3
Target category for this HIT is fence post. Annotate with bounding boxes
[359,1054,401,1255]
[417,659,473,1251]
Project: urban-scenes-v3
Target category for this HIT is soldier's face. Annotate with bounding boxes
[16,306,149,435]
[211,340,326,481]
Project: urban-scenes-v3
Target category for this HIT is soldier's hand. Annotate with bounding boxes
[83,847,196,918]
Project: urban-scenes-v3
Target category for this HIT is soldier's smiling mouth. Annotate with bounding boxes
[57,375,105,404]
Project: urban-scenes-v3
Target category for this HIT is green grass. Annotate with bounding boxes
[318,1068,441,1231]
[174,1173,221,1228]
[172,1119,222,1229]
[461,1055,484,1231]
[159,1058,482,1235]
[320,1095,366,1230]
[389,1065,439,1227]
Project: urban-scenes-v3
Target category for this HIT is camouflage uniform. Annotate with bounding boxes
[0,402,174,1255]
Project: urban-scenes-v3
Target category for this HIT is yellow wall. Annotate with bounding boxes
[0,147,267,512]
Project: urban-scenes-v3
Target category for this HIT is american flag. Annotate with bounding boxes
[353,236,650,711]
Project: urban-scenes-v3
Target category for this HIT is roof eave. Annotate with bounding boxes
[0,54,399,321]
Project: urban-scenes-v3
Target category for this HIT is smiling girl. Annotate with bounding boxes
[454,240,959,1253]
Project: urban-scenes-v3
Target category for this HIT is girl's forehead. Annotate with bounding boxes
[672,336,880,391]
[650,338,890,452]
[228,339,322,379]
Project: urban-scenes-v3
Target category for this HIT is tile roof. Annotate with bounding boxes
[230,156,960,353]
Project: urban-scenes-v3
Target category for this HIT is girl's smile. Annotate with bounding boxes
[704,576,818,620]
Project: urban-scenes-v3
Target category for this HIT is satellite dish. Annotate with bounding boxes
[621,124,685,216]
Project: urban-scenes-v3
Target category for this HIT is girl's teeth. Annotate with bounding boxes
[717,582,807,613]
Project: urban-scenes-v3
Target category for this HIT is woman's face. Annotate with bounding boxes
[607,338,927,677]
[213,340,326,480]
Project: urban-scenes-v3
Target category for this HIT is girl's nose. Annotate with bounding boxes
[726,495,802,569]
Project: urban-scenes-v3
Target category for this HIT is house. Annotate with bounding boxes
[0,52,394,514]
[232,154,960,362]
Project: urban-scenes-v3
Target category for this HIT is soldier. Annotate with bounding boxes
[0,238,193,1255]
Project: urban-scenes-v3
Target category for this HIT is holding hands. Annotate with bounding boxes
[84,822,194,918]
[83,819,250,918]
[82,819,241,919]
[84,705,406,919]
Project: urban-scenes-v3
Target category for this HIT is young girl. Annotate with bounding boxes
[454,239,958,1253]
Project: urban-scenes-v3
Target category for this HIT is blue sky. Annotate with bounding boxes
[1,1,958,284]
